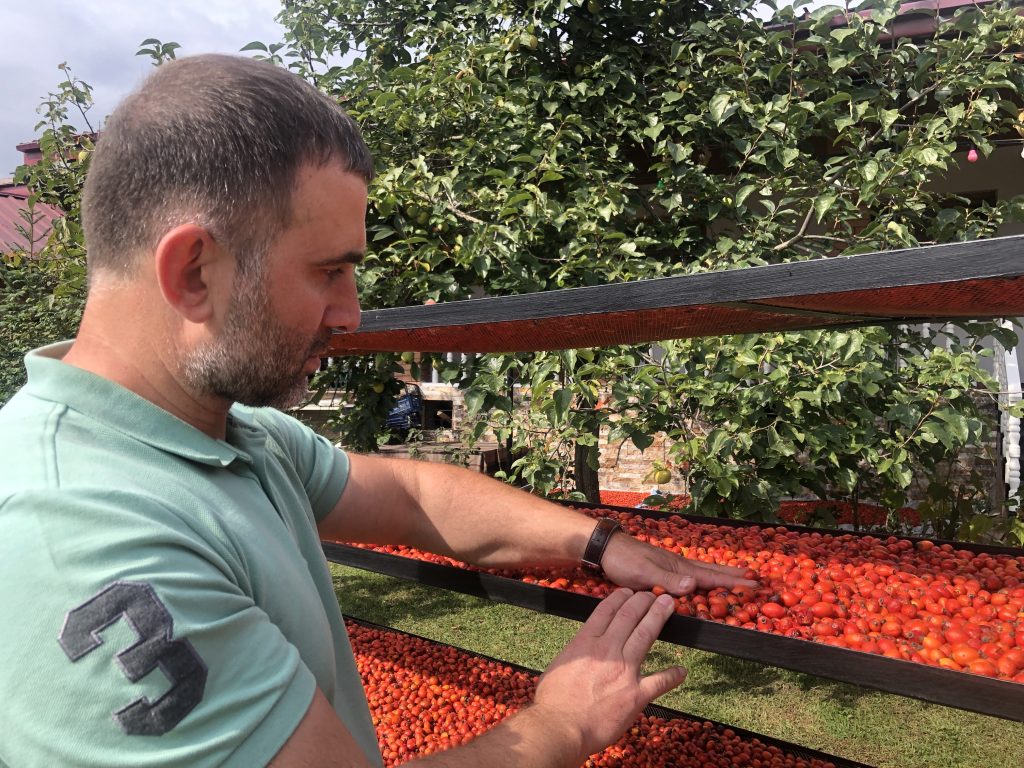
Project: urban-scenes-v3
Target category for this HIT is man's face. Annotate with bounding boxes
[183,162,367,408]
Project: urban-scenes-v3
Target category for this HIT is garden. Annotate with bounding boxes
[4,1,1024,765]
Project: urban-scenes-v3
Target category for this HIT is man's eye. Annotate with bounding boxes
[324,268,344,281]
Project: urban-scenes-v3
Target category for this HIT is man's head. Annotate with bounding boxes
[181,162,369,410]
[79,55,373,409]
[82,53,373,280]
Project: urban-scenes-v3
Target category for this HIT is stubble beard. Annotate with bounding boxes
[183,269,330,410]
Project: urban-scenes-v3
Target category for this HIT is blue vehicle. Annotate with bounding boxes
[386,383,423,431]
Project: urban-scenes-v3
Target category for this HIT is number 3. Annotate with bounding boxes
[58,581,208,736]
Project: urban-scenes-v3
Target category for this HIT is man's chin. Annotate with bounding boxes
[304,354,323,375]
[224,371,311,410]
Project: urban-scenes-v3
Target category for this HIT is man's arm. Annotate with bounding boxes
[317,453,756,596]
[271,589,684,768]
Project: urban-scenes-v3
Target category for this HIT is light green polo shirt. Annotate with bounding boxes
[0,341,382,768]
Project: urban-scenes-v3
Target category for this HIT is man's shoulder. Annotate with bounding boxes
[0,485,213,549]
[231,404,335,464]
[231,404,311,439]
[0,387,159,497]
[0,387,72,489]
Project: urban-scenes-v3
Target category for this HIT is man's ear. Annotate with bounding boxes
[153,224,230,324]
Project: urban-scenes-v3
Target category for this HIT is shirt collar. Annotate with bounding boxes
[24,341,252,467]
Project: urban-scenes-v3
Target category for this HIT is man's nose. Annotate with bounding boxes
[324,273,361,332]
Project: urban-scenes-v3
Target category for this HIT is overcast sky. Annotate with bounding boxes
[0,0,288,178]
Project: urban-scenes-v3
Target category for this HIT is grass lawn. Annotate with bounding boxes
[331,563,1024,768]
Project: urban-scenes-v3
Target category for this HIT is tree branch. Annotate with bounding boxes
[772,202,815,252]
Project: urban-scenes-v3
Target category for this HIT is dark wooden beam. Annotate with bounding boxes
[330,236,1024,353]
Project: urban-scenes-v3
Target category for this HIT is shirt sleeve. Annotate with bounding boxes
[248,407,350,523]
[0,489,319,768]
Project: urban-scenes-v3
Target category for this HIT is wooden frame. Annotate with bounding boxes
[332,236,1024,353]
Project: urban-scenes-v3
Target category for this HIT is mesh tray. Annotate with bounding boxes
[331,236,1024,353]
[563,499,1024,557]
[344,615,875,768]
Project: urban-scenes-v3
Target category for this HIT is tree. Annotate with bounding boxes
[263,0,1024,540]
[9,2,1024,542]
[1,65,92,405]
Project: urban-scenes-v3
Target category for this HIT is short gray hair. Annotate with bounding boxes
[82,53,374,278]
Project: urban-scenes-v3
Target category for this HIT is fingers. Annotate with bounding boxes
[663,565,756,596]
[622,593,675,665]
[690,566,759,592]
[604,590,661,645]
[638,665,688,703]
[693,561,751,577]
[579,587,634,637]
[669,574,698,596]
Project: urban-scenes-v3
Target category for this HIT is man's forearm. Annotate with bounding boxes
[322,452,597,569]
[352,455,596,569]
[411,703,585,768]
[327,453,757,598]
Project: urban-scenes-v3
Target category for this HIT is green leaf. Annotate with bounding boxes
[834,116,856,133]
[830,28,858,42]
[709,92,733,124]
[735,185,757,208]
[934,410,970,443]
[879,108,900,131]
[631,432,655,451]
[916,147,939,166]
[464,388,486,416]
[553,388,573,422]
[778,146,799,168]
[814,193,837,223]
[705,428,730,457]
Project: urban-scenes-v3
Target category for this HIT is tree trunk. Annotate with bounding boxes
[574,419,601,504]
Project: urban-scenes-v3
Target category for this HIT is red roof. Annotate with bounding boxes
[0,186,62,255]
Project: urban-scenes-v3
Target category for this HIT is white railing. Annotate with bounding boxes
[993,320,1022,501]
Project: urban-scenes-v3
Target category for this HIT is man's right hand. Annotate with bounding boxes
[526,588,687,763]
[271,588,686,767]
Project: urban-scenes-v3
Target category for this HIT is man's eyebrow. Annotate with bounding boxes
[314,251,365,267]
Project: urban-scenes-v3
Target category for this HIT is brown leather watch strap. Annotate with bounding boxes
[581,517,621,574]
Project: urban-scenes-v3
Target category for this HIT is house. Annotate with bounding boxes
[0,141,62,255]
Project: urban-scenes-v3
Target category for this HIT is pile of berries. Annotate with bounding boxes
[347,620,844,767]
[342,506,1024,681]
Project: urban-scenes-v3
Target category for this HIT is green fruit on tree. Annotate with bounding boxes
[653,469,672,484]
[372,382,386,393]
[400,351,415,363]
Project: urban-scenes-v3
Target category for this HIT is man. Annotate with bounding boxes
[0,55,754,767]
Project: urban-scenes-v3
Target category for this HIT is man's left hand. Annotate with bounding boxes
[601,532,758,596]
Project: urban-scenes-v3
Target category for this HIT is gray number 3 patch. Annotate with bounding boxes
[58,581,207,735]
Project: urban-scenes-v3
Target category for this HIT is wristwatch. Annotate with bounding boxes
[581,517,621,575]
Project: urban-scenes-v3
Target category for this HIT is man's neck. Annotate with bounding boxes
[63,304,231,440]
